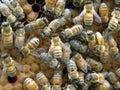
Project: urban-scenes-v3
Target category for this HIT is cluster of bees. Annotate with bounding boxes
[0,0,120,90]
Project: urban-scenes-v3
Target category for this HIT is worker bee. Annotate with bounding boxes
[106,72,118,85]
[45,0,57,14]
[55,0,66,17]
[61,42,71,64]
[108,36,117,48]
[107,7,120,34]
[19,37,39,58]
[99,49,110,64]
[94,80,111,90]
[1,54,25,83]
[7,14,17,26]
[24,77,39,90]
[107,72,120,89]
[62,8,72,20]
[73,1,101,25]
[86,57,103,72]
[64,84,76,90]
[49,34,62,59]
[51,72,62,90]
[115,68,120,78]
[73,0,84,7]
[93,45,106,56]
[67,59,78,73]
[0,1,11,17]
[86,72,106,84]
[35,72,51,90]
[95,32,104,45]
[72,53,91,73]
[2,0,25,20]
[25,17,48,33]
[67,60,87,89]
[0,1,17,25]
[70,40,89,54]
[109,46,120,59]
[31,48,61,69]
[61,24,83,39]
[1,22,13,49]
[115,0,120,5]
[87,30,97,50]
[41,17,66,37]
[14,23,25,50]
[99,3,109,23]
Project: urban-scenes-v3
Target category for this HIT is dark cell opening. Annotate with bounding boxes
[36,0,44,4]
[27,0,35,4]
[32,4,40,12]
[8,76,17,83]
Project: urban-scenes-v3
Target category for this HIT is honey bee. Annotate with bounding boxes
[62,8,72,20]
[0,1,11,17]
[70,40,89,54]
[35,72,51,90]
[49,58,61,69]
[0,1,17,25]
[72,53,91,73]
[115,68,120,78]
[61,24,83,39]
[67,60,87,89]
[73,0,84,7]
[99,3,109,23]
[31,48,61,69]
[93,45,106,56]
[99,48,110,64]
[86,72,105,84]
[95,32,104,45]
[86,57,103,72]
[61,42,71,64]
[1,22,13,49]
[94,80,111,90]
[1,54,25,83]
[24,77,39,90]
[50,34,62,59]
[64,84,76,90]
[2,0,25,20]
[55,0,66,17]
[115,0,120,5]
[25,17,48,33]
[45,0,57,13]
[107,72,120,89]
[108,36,117,48]
[87,30,97,50]
[106,72,118,85]
[51,72,62,90]
[14,23,25,50]
[19,37,39,58]
[41,17,66,37]
[107,7,120,34]
[73,1,101,25]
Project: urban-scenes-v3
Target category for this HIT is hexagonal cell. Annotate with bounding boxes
[27,0,35,4]
[32,4,41,12]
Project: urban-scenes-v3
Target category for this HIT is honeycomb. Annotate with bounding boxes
[0,0,120,90]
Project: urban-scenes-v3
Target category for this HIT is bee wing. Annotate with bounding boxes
[48,41,54,57]
[31,50,41,58]
[73,9,86,24]
[93,9,102,23]
[79,9,86,19]
[1,64,6,77]
[13,60,25,72]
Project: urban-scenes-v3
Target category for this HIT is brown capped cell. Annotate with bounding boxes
[19,0,28,6]
[22,4,32,14]
[4,83,13,90]
[27,11,38,22]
